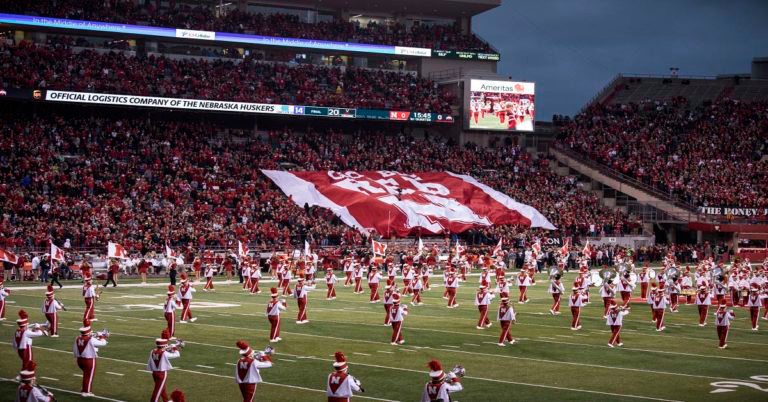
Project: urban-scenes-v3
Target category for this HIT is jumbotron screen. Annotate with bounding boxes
[467,79,536,132]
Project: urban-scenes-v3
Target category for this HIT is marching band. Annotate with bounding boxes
[6,246,768,401]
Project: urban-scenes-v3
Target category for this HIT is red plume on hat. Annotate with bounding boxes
[170,390,185,402]
[161,329,171,341]
[167,285,175,293]
[333,351,348,370]
[80,318,92,333]
[428,360,445,381]
[270,287,279,297]
[236,340,253,356]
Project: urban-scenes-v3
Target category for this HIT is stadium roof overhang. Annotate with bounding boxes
[245,0,501,19]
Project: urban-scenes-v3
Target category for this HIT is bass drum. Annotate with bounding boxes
[648,269,657,280]
[590,271,603,287]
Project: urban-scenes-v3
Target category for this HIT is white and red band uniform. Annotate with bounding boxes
[715,306,736,347]
[42,297,62,335]
[0,285,11,319]
[82,282,96,321]
[325,271,338,299]
[266,295,287,341]
[568,290,583,329]
[13,328,44,369]
[327,371,361,401]
[73,327,108,394]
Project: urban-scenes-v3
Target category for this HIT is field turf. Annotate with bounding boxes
[1,272,767,401]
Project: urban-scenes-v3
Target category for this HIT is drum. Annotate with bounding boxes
[681,289,697,296]
[740,289,749,297]
[590,271,603,287]
[648,270,657,280]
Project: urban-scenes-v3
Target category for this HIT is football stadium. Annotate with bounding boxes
[1,1,767,401]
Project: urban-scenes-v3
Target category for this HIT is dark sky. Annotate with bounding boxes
[472,0,768,120]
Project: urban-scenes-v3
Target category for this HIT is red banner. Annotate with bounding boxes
[262,170,555,237]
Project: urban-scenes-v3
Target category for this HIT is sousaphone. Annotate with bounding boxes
[549,266,562,280]
[667,266,680,282]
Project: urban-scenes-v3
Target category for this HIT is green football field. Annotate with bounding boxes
[1,272,767,402]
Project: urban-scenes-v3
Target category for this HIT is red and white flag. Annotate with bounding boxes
[531,239,542,257]
[303,240,311,257]
[582,240,592,259]
[493,238,503,256]
[166,241,179,259]
[0,247,19,264]
[372,239,387,256]
[559,238,571,257]
[417,237,424,254]
[238,240,250,258]
[107,242,129,259]
[50,241,66,262]
[262,170,556,236]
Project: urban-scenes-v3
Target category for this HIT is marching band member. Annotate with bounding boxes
[383,281,396,326]
[178,274,197,323]
[581,266,592,305]
[548,274,565,315]
[82,276,97,322]
[668,278,681,312]
[479,267,491,289]
[618,272,634,308]
[352,264,364,295]
[307,258,317,286]
[497,297,517,346]
[293,278,310,324]
[386,262,398,284]
[411,276,424,306]
[192,257,202,283]
[12,310,46,370]
[203,264,215,292]
[746,284,761,331]
[163,285,181,337]
[249,261,262,294]
[242,259,252,290]
[343,257,354,287]
[402,265,414,295]
[0,278,9,320]
[638,265,650,299]
[266,288,287,342]
[16,362,54,402]
[421,360,462,401]
[606,301,628,348]
[727,274,740,306]
[442,267,451,299]
[73,319,108,397]
[496,277,510,299]
[517,268,531,304]
[475,285,494,329]
[223,254,235,282]
[651,288,668,331]
[281,263,293,296]
[389,293,408,345]
[368,266,383,303]
[41,285,62,337]
[714,303,735,349]
[138,258,151,285]
[762,282,768,320]
[600,279,616,318]
[695,286,712,326]
[325,268,338,300]
[235,340,273,402]
[421,266,431,291]
[327,352,362,402]
[147,331,181,402]
[714,274,728,305]
[445,271,459,308]
[681,271,694,304]
[738,273,750,307]
[568,288,583,330]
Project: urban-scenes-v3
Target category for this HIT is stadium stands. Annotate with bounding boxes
[0,41,455,113]
[0,105,634,252]
[0,1,494,52]
[559,98,768,209]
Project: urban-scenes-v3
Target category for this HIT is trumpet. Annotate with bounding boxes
[32,322,50,335]
[169,339,186,351]
[255,345,274,360]
[95,328,110,339]
[352,377,365,393]
[450,365,466,378]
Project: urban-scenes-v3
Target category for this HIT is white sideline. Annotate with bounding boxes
[0,377,127,402]
[1,342,399,402]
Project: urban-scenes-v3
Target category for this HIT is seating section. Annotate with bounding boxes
[0,41,454,113]
[0,108,633,250]
[560,98,768,208]
[0,1,494,52]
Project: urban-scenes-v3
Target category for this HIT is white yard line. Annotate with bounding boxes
[73,374,83,377]
[377,350,394,354]
[195,364,215,369]
[353,352,371,356]
[40,376,59,381]
[106,372,124,376]
[463,343,481,346]
[0,377,127,402]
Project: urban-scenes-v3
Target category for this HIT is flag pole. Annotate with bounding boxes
[387,210,391,239]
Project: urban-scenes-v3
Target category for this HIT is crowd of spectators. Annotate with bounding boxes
[0,41,454,113]
[0,106,635,253]
[559,98,768,209]
[0,0,494,53]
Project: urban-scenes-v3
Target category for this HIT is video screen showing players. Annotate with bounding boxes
[468,79,535,132]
